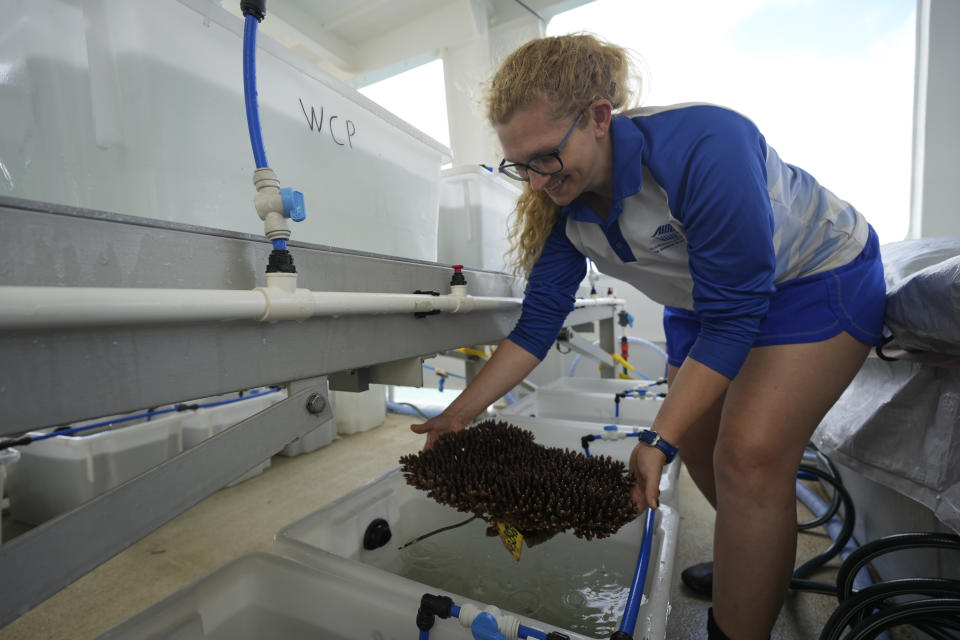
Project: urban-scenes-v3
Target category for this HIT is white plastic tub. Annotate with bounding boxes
[7,388,318,524]
[500,377,664,426]
[179,390,286,483]
[330,385,387,435]
[7,414,185,525]
[0,448,21,543]
[1,0,450,262]
[94,551,491,640]
[275,416,680,640]
[437,166,521,272]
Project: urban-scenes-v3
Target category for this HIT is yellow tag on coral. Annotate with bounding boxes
[497,522,524,562]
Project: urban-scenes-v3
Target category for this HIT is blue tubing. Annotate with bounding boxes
[518,625,547,639]
[422,364,466,379]
[272,238,287,251]
[619,507,657,635]
[21,388,281,443]
[419,630,429,640]
[243,14,268,168]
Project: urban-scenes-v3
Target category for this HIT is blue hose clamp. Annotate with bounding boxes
[638,429,678,463]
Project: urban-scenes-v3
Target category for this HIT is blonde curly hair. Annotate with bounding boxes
[486,33,641,274]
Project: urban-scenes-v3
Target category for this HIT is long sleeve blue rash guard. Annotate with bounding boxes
[507,104,869,380]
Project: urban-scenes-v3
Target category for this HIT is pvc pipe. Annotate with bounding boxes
[0,287,620,330]
[569,336,668,377]
[619,507,657,636]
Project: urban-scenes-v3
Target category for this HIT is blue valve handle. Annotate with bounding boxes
[280,187,306,221]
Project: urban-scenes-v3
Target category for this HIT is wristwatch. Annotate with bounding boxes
[638,429,678,463]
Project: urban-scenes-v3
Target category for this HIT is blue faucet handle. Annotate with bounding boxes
[280,187,306,222]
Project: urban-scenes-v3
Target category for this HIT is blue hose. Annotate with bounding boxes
[518,625,546,639]
[4,388,281,446]
[243,14,268,168]
[619,506,656,635]
[387,401,444,420]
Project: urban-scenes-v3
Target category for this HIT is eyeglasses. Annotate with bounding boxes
[498,111,585,182]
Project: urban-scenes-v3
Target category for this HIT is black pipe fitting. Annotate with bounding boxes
[266,248,296,273]
[416,594,454,631]
[450,264,467,287]
[362,518,392,550]
[581,434,596,452]
[240,0,266,21]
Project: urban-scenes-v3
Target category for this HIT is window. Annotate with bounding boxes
[548,0,916,243]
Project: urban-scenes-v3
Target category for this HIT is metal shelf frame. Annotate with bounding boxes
[0,196,619,625]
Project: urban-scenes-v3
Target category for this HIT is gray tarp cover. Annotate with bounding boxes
[813,237,960,532]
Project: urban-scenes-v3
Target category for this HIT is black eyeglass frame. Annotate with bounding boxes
[498,110,586,182]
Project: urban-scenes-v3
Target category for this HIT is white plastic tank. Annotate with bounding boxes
[437,165,521,272]
[0,448,21,543]
[0,0,450,262]
[331,385,387,435]
[276,415,679,640]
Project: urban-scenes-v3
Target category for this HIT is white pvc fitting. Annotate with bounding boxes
[601,430,627,440]
[255,273,314,322]
[252,167,290,241]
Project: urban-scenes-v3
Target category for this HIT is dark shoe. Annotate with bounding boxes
[681,561,713,597]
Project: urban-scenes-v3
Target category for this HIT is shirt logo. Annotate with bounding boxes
[649,223,685,253]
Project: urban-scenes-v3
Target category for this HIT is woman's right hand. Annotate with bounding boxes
[410,412,468,450]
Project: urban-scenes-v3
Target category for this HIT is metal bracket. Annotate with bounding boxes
[328,368,371,392]
[557,326,615,369]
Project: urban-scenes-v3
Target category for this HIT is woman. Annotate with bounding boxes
[412,33,885,640]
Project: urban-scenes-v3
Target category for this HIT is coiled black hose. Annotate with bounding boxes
[841,598,960,640]
[817,532,960,640]
[798,442,844,531]
[836,532,960,601]
[819,578,960,640]
[790,463,857,595]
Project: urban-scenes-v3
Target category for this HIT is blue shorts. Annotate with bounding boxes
[663,227,886,370]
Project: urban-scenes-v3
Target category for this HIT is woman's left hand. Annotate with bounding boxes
[629,442,666,510]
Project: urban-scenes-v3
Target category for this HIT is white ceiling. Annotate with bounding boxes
[221,0,591,84]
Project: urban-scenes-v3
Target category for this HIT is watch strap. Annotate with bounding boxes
[639,429,678,463]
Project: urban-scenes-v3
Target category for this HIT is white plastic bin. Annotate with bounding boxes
[1,0,449,262]
[0,448,21,543]
[330,385,387,435]
[7,387,318,524]
[275,416,679,640]
[500,377,664,426]
[95,551,507,640]
[180,390,288,483]
[277,416,336,457]
[7,415,185,525]
[437,166,521,272]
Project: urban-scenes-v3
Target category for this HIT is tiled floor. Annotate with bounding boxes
[0,413,841,639]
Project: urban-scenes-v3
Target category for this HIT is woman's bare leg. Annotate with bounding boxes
[669,364,724,508]
[710,332,870,639]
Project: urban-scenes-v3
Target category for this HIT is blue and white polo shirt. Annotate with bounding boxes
[507,103,871,379]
